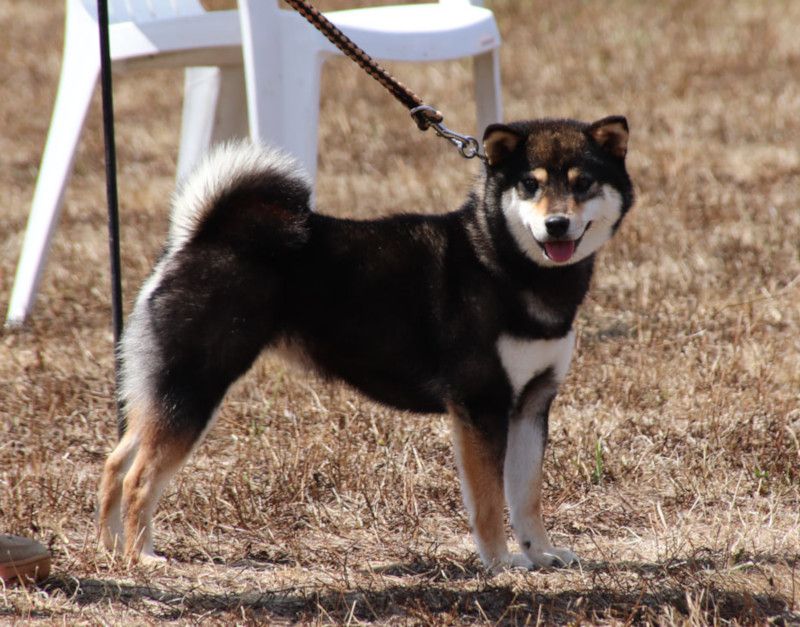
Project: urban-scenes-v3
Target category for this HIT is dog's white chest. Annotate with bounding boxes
[496,331,575,397]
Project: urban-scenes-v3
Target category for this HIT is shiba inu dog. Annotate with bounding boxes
[97,116,633,570]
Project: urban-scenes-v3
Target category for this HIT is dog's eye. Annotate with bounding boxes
[572,174,595,195]
[519,177,539,195]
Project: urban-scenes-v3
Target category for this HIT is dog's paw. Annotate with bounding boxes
[484,552,533,574]
[99,528,123,553]
[505,552,536,570]
[137,552,168,567]
[526,546,579,569]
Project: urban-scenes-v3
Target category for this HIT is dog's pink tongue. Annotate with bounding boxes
[544,240,576,263]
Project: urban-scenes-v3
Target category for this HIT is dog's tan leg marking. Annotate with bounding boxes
[450,411,510,569]
[121,420,194,563]
[97,405,148,553]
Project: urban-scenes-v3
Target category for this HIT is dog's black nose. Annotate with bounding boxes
[544,215,570,237]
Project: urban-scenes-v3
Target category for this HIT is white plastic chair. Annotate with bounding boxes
[6,0,502,326]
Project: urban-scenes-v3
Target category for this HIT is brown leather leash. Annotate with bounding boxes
[283,0,486,161]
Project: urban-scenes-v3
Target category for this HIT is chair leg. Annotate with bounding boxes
[271,49,326,184]
[175,65,249,183]
[5,47,98,327]
[472,48,503,136]
[244,47,325,184]
[239,1,326,185]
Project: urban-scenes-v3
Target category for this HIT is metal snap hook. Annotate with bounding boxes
[410,106,486,162]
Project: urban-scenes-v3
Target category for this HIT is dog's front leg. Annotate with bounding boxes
[449,410,515,571]
[503,371,578,568]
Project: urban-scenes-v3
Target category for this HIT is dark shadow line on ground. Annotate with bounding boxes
[35,555,799,624]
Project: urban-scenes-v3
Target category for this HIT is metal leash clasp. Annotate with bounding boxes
[410,105,486,162]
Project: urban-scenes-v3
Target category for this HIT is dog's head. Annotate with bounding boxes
[482,117,634,268]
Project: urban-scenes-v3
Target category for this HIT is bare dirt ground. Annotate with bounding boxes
[1,0,799,623]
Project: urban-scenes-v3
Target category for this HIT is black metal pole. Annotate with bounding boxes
[96,0,125,439]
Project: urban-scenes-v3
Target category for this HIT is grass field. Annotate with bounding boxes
[1,0,799,623]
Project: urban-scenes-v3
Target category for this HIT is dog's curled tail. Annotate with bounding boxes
[168,140,313,255]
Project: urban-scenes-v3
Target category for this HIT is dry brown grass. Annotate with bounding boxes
[1,0,799,623]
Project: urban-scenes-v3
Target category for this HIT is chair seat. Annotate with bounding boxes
[324,4,500,61]
[111,10,242,70]
[114,4,499,71]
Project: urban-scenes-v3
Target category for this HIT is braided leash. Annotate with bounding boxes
[283,0,485,161]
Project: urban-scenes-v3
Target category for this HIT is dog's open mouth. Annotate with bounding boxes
[539,221,592,263]
[543,240,577,263]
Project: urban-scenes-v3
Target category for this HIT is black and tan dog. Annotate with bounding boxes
[98,116,633,570]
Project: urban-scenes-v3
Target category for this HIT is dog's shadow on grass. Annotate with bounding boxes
[369,555,485,581]
[581,552,799,577]
[39,553,798,623]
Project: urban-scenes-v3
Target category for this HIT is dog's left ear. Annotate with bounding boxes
[587,116,629,160]
[483,124,523,167]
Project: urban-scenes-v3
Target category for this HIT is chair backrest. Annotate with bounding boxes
[78,0,206,23]
[77,0,484,25]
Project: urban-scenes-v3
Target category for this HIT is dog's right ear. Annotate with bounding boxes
[483,124,523,167]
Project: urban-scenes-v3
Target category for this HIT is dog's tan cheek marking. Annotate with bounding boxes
[449,408,507,564]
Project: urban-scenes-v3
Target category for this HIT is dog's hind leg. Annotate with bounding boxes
[449,406,514,571]
[120,409,202,563]
[110,262,277,562]
[97,141,307,562]
[504,370,578,568]
[97,409,143,553]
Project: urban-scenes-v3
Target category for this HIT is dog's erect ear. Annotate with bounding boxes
[483,124,523,167]
[587,116,629,160]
